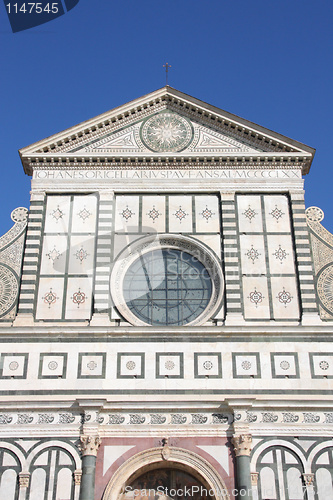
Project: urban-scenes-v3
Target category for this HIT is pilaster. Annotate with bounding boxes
[14,191,46,326]
[289,191,321,325]
[220,192,245,326]
[90,190,114,326]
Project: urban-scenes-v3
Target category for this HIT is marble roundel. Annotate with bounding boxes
[140,112,193,152]
[0,264,19,317]
[11,207,28,223]
[316,264,333,315]
[305,206,324,222]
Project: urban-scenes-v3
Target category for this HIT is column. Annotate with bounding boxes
[18,472,30,500]
[302,473,315,500]
[232,434,253,500]
[79,435,102,500]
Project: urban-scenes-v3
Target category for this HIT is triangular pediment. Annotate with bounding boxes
[19,87,315,175]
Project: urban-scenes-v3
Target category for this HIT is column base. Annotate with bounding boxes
[225,313,246,326]
[301,313,322,325]
[12,314,35,327]
[89,313,114,326]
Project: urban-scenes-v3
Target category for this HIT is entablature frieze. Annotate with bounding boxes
[25,156,308,174]
[0,410,332,439]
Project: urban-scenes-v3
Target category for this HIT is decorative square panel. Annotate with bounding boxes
[271,277,300,320]
[263,195,291,233]
[239,235,266,275]
[195,195,220,233]
[44,195,71,234]
[156,353,184,378]
[35,278,65,320]
[236,195,263,233]
[117,353,145,378]
[232,353,261,378]
[40,235,68,275]
[168,196,192,233]
[242,277,270,320]
[142,196,165,232]
[65,277,93,320]
[267,235,296,274]
[71,194,97,234]
[309,353,333,378]
[39,353,67,379]
[0,353,28,379]
[194,353,222,378]
[68,235,96,275]
[115,196,139,232]
[78,353,106,378]
[271,353,299,378]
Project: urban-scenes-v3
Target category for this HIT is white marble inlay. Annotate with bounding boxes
[103,446,135,476]
[65,277,93,320]
[36,278,64,320]
[195,195,219,233]
[196,355,220,377]
[264,195,290,233]
[169,196,192,233]
[72,195,97,234]
[44,196,71,234]
[197,445,230,475]
[271,277,300,320]
[237,195,263,233]
[115,196,139,232]
[2,355,25,377]
[158,355,181,377]
[242,277,270,319]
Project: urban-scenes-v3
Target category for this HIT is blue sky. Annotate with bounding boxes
[0,0,332,234]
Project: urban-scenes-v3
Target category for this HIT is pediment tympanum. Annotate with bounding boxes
[19,86,315,175]
[75,111,260,155]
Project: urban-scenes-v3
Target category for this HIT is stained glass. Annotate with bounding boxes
[123,249,212,326]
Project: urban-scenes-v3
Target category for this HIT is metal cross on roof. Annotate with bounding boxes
[163,62,171,85]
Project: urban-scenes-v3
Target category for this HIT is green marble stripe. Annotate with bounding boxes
[29,201,44,206]
[1,388,332,395]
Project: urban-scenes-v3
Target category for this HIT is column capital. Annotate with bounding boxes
[74,469,82,485]
[251,472,259,486]
[302,473,315,486]
[19,472,30,488]
[99,190,115,200]
[30,190,46,200]
[80,434,102,457]
[231,434,252,457]
[289,190,305,200]
[220,191,236,201]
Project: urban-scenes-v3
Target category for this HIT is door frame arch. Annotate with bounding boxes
[102,446,230,500]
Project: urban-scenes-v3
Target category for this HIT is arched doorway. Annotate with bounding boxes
[102,447,230,500]
[122,467,210,500]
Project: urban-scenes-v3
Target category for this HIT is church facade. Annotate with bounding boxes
[0,87,332,500]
